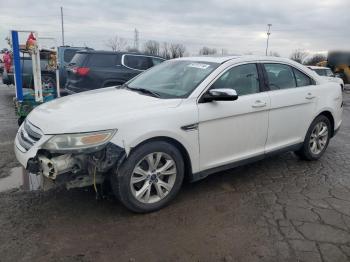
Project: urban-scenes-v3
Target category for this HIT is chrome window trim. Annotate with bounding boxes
[121,54,165,72]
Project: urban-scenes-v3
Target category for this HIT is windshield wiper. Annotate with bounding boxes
[123,85,161,98]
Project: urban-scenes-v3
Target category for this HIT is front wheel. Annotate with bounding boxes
[111,141,184,213]
[295,115,331,161]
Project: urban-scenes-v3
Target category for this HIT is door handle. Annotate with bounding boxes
[305,93,316,100]
[252,100,267,108]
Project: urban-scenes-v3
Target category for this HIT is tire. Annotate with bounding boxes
[111,141,185,213]
[2,71,9,85]
[18,116,25,126]
[295,115,331,161]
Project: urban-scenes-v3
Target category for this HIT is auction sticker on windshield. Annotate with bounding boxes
[187,63,210,69]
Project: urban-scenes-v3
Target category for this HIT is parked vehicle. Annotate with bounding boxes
[3,46,90,88]
[58,46,93,88]
[64,51,165,94]
[307,66,344,90]
[327,51,350,84]
[15,56,343,212]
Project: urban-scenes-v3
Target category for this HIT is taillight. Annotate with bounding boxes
[72,67,90,76]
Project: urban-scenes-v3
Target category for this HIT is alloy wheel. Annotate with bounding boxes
[309,121,328,155]
[130,152,177,204]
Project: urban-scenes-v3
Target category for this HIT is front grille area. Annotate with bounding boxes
[17,121,42,151]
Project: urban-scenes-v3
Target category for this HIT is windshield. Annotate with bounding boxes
[126,60,219,98]
[314,68,334,77]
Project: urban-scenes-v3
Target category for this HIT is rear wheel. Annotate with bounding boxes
[111,141,184,213]
[295,115,331,160]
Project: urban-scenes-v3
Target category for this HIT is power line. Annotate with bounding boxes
[134,28,139,50]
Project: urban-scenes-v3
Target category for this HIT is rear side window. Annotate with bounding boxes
[264,63,296,90]
[151,57,165,66]
[293,68,313,87]
[64,49,78,63]
[88,54,117,67]
[123,55,151,70]
[70,53,87,66]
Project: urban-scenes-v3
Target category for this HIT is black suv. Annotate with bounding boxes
[64,51,165,93]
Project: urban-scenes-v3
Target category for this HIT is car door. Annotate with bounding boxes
[263,63,317,153]
[121,54,150,80]
[198,63,270,171]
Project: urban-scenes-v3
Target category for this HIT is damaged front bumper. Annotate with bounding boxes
[15,128,125,189]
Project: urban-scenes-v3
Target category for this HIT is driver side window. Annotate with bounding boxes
[210,64,260,96]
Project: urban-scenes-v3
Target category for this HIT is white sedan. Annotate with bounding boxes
[308,65,344,90]
[15,56,343,212]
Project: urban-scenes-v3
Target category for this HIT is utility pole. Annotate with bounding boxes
[134,28,139,51]
[265,24,272,56]
[60,7,65,46]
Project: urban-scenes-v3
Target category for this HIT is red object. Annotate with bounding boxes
[26,32,37,50]
[3,52,12,72]
[27,32,36,42]
[72,67,90,76]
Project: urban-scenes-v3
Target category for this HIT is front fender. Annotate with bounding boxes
[110,129,200,173]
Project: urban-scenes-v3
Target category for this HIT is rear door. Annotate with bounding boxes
[86,53,119,88]
[121,55,165,81]
[121,54,152,79]
[263,63,317,152]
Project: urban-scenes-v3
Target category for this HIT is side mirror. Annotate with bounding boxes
[200,88,238,103]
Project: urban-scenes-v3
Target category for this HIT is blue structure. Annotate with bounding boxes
[11,30,24,102]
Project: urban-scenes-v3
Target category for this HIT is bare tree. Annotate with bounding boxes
[199,46,217,55]
[5,36,11,47]
[143,40,160,56]
[290,49,308,64]
[106,35,127,51]
[169,43,186,58]
[161,42,171,59]
[304,54,327,66]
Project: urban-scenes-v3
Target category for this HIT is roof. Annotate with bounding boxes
[176,55,241,63]
[176,55,303,65]
[76,50,164,59]
[307,66,331,70]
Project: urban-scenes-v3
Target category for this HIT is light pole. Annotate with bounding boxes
[60,7,65,46]
[265,24,272,56]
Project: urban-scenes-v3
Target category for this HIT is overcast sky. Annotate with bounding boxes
[0,0,349,57]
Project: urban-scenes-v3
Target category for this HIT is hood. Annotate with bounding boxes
[319,76,343,85]
[27,87,182,134]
